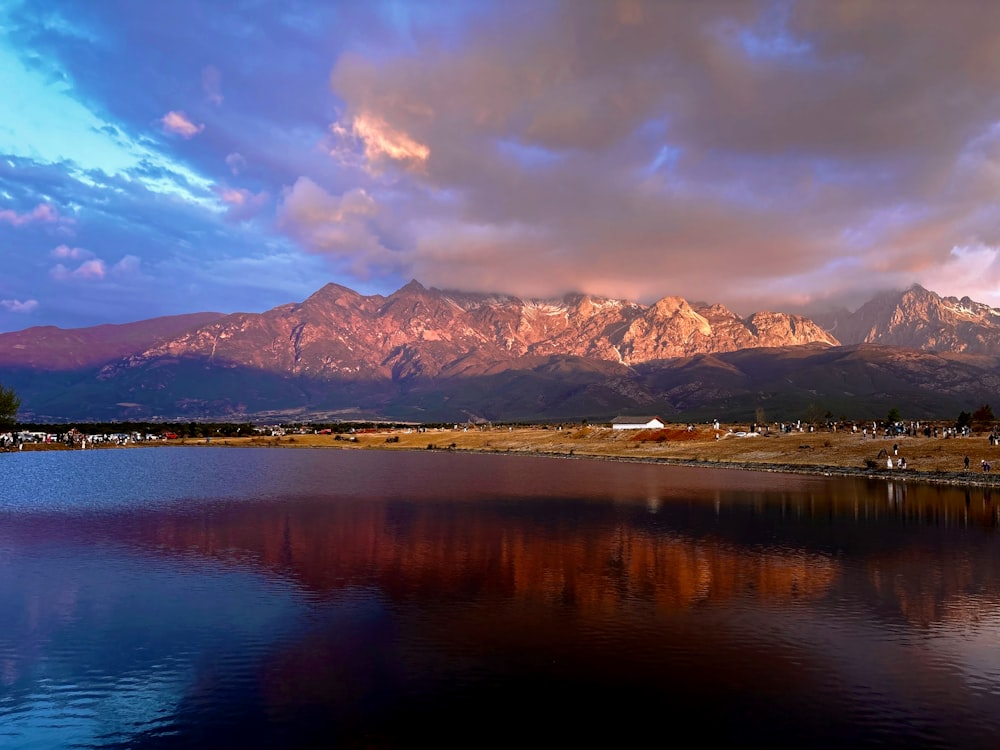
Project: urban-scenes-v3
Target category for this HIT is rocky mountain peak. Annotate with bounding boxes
[86,280,843,378]
[398,279,428,294]
[305,282,365,303]
[824,284,1000,353]
[647,296,713,336]
[5,279,1000,422]
[299,283,372,317]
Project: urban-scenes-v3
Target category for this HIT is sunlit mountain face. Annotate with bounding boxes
[3,282,1000,423]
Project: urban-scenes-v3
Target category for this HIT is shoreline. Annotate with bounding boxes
[450,446,1000,489]
[9,425,1000,490]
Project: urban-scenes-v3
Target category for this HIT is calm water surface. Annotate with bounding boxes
[1,447,999,748]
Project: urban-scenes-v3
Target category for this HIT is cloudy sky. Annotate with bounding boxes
[3,0,1000,332]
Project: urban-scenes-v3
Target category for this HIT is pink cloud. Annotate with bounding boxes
[215,186,270,221]
[277,177,394,273]
[218,188,247,206]
[320,2,1000,312]
[111,255,142,276]
[51,244,94,261]
[71,259,106,279]
[0,299,38,313]
[225,152,246,175]
[0,203,69,227]
[202,65,223,105]
[161,110,205,138]
[51,259,107,281]
[50,251,142,282]
[330,112,429,173]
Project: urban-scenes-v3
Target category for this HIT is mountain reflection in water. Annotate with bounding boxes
[1,448,999,748]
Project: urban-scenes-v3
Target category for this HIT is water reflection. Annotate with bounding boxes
[1,449,999,748]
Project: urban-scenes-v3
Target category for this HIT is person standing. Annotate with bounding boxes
[965,455,970,471]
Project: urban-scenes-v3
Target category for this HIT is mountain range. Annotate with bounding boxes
[2,281,999,424]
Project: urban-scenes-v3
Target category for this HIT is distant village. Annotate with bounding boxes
[0,411,993,452]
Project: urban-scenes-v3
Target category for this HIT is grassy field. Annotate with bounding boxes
[162,423,1000,486]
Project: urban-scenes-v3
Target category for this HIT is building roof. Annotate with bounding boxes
[610,415,664,425]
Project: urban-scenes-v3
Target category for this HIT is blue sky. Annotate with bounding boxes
[2,0,1000,332]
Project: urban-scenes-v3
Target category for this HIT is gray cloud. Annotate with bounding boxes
[302,0,1000,313]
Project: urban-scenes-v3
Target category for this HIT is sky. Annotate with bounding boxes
[3,0,1000,333]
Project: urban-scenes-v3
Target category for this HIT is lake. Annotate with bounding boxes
[1,447,999,748]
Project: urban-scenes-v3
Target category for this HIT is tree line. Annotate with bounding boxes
[2,381,998,434]
[0,384,19,430]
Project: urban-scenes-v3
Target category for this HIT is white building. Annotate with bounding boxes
[610,416,666,430]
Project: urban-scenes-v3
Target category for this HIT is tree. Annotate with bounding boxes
[887,407,902,424]
[973,404,995,422]
[803,403,825,425]
[0,383,20,429]
[972,404,995,429]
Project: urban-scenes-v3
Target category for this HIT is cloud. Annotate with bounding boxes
[317,0,1000,311]
[225,152,247,175]
[0,299,39,313]
[112,255,142,276]
[0,203,70,227]
[277,177,396,274]
[202,65,223,105]
[160,110,204,138]
[51,244,94,261]
[50,254,142,282]
[11,0,1000,328]
[215,186,270,221]
[51,258,107,281]
[217,187,250,205]
[352,112,430,164]
[331,112,430,172]
[927,244,1000,300]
